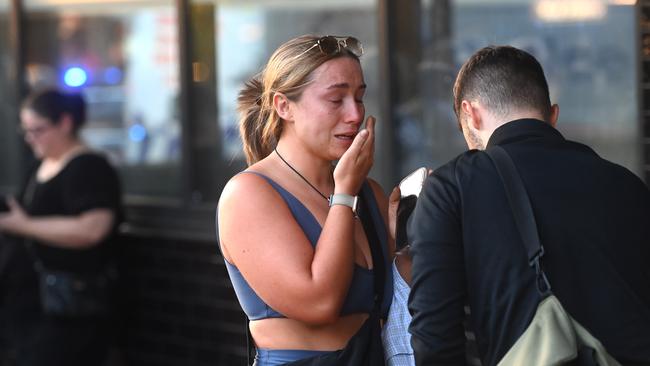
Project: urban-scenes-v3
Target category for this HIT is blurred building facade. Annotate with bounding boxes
[0,0,647,365]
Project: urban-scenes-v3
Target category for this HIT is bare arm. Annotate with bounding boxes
[0,197,115,249]
[219,118,376,325]
[220,176,357,325]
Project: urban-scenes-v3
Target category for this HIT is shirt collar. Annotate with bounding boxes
[486,118,565,148]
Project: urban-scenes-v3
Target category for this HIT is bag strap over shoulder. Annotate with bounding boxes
[20,174,45,271]
[488,146,623,366]
[357,183,386,313]
[485,146,551,297]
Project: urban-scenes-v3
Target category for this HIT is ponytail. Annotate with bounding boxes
[237,75,278,165]
[237,34,358,166]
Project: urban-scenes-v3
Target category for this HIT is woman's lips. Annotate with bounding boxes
[334,131,358,140]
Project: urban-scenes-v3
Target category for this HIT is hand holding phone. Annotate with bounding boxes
[399,167,427,198]
[395,167,428,250]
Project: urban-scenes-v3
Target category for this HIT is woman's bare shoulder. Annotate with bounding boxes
[220,169,276,203]
[217,169,298,263]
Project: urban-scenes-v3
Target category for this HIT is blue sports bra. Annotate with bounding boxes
[220,171,393,320]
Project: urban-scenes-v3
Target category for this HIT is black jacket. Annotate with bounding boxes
[408,119,650,366]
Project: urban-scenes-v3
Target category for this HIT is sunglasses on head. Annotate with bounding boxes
[302,35,364,58]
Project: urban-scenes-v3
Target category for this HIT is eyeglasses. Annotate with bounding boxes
[302,36,364,58]
[17,125,52,138]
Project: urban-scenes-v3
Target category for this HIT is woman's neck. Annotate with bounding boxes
[38,140,87,182]
[45,140,86,163]
[274,142,333,187]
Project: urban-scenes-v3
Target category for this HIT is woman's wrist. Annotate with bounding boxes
[329,194,359,218]
[333,180,363,196]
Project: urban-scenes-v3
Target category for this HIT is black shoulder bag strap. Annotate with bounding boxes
[21,174,43,271]
[357,184,386,315]
[485,146,552,297]
[245,314,253,366]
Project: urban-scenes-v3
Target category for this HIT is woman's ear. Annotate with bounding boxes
[59,113,75,135]
[273,92,293,122]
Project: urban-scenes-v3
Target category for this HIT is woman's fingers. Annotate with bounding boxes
[333,116,378,193]
[388,185,401,241]
[364,116,375,139]
[356,116,375,163]
[363,116,375,144]
[346,129,369,158]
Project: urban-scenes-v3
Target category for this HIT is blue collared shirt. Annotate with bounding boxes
[382,260,415,366]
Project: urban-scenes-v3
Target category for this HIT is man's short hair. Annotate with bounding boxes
[453,45,551,122]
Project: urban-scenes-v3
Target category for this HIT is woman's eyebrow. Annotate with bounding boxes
[326,83,367,90]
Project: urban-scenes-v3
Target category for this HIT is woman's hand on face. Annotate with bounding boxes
[333,116,375,195]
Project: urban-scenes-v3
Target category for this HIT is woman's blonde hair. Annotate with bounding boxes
[237,34,361,165]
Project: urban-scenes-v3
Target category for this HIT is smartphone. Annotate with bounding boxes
[399,167,428,198]
[395,167,428,251]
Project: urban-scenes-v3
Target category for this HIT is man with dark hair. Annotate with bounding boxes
[407,45,650,366]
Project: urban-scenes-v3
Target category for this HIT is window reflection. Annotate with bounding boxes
[395,0,639,178]
[217,1,380,163]
[0,0,20,192]
[189,0,382,200]
[23,0,182,197]
[452,1,638,175]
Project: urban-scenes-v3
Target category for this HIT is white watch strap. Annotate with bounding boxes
[328,193,358,210]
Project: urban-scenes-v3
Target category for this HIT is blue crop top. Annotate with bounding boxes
[219,172,393,321]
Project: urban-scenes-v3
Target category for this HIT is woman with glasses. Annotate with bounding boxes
[0,88,122,366]
[218,35,398,365]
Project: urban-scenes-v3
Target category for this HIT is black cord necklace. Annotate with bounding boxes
[274,147,330,201]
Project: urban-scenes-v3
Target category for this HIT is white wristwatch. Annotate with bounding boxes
[329,193,359,217]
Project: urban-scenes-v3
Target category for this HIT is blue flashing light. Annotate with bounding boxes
[63,67,88,87]
[128,124,147,142]
[104,67,123,85]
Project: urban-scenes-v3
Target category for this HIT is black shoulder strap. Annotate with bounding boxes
[21,174,44,271]
[485,146,551,296]
[245,315,254,366]
[357,184,386,313]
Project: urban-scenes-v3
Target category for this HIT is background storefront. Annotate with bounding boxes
[0,1,645,365]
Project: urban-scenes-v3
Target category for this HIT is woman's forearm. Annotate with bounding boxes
[5,209,114,249]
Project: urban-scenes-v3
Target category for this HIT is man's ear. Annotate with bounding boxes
[273,92,292,121]
[460,100,482,131]
[549,104,559,128]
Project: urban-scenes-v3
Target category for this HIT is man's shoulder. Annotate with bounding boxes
[560,139,648,191]
[418,150,493,208]
[430,149,490,182]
